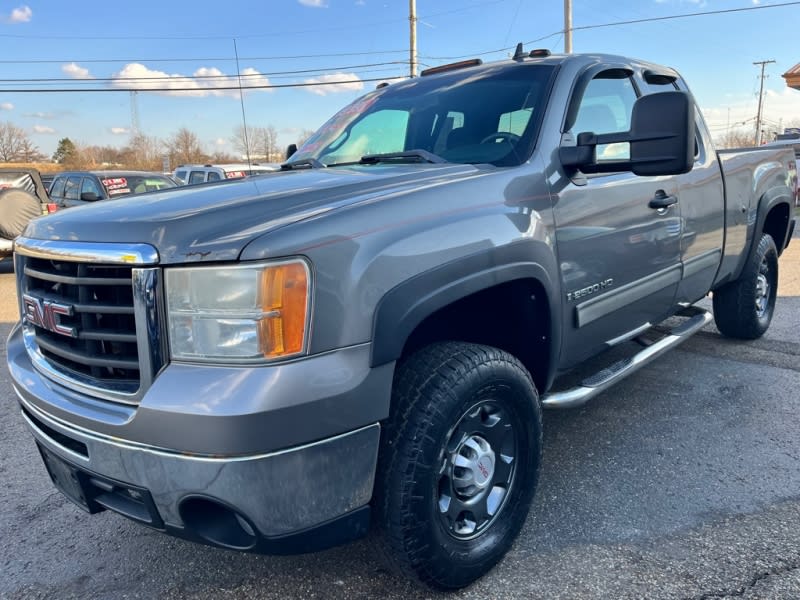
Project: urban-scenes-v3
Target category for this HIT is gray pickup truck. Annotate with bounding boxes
[6,49,797,589]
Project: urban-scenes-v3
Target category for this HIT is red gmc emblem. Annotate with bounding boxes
[22,294,77,338]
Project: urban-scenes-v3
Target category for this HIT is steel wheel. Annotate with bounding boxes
[437,401,517,540]
[373,342,542,590]
[754,256,771,318]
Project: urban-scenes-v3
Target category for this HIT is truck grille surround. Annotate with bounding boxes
[14,239,164,406]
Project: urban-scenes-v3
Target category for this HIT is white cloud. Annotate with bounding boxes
[214,138,227,146]
[62,62,93,79]
[2,5,32,23]
[110,127,129,135]
[299,0,328,7]
[0,102,13,111]
[304,72,364,96]
[33,125,55,134]
[110,63,272,98]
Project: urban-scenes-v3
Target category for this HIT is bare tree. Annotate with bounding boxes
[232,125,280,162]
[210,149,238,163]
[0,121,30,162]
[16,136,46,163]
[165,128,206,166]
[117,133,163,171]
[715,129,755,149]
[294,128,318,151]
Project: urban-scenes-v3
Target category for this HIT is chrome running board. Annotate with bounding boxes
[541,306,712,409]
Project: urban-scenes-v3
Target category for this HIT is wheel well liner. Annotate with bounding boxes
[753,188,792,257]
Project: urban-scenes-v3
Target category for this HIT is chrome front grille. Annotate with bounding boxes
[23,258,139,385]
[14,238,163,405]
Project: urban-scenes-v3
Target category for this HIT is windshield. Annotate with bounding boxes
[288,63,555,167]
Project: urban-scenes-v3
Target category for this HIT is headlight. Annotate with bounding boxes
[165,259,310,362]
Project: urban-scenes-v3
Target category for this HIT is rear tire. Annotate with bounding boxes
[373,342,542,589]
[712,233,778,339]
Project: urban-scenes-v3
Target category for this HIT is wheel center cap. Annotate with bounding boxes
[475,455,494,486]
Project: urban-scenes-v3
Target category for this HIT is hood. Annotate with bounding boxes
[23,164,483,264]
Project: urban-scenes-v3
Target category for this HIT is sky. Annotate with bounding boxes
[0,0,797,160]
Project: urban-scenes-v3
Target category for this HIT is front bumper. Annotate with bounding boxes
[7,321,390,552]
[18,396,379,551]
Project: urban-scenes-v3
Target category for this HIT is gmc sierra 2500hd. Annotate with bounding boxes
[7,49,796,589]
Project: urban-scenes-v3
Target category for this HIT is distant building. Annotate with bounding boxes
[782,63,800,90]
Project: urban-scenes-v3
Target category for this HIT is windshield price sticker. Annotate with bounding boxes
[102,177,128,190]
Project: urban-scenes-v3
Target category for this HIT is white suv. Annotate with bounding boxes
[173,163,281,185]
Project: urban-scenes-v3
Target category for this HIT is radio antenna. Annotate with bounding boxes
[233,38,252,169]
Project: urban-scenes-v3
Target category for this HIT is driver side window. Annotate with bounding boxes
[573,74,637,161]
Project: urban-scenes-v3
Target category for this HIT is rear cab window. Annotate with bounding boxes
[188,171,206,185]
[50,177,67,199]
[64,176,81,200]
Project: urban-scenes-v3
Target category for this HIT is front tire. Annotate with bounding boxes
[373,342,542,589]
[712,233,778,339]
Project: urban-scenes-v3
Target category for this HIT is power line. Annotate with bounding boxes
[0,75,406,93]
[0,61,408,84]
[0,50,411,65]
[570,1,800,32]
[424,1,800,61]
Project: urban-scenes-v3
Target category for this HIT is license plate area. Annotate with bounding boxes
[38,443,97,513]
[37,443,163,528]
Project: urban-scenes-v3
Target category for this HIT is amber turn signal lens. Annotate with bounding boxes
[259,261,309,357]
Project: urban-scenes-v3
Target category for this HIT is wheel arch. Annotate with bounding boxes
[755,188,793,256]
[371,245,561,395]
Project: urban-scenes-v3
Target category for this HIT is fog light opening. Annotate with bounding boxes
[179,497,258,550]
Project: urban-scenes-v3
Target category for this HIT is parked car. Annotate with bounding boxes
[0,168,51,257]
[7,50,797,589]
[48,170,178,208]
[40,173,57,192]
[172,163,281,185]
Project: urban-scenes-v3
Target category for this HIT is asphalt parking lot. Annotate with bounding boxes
[1,235,799,599]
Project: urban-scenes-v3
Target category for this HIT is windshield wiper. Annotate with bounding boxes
[359,150,448,165]
[280,157,325,170]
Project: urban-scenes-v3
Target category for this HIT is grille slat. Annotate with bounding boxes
[73,303,135,315]
[24,266,131,286]
[36,335,140,370]
[78,330,137,343]
[20,255,141,395]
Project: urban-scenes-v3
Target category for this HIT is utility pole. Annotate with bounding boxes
[409,0,418,78]
[753,59,775,146]
[129,91,140,136]
[564,0,572,53]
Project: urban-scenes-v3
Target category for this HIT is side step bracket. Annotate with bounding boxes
[541,306,712,410]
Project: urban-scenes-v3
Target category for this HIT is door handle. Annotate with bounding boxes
[649,191,678,210]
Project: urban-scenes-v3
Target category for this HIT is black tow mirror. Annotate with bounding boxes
[559,91,695,176]
[285,143,298,160]
[629,91,695,176]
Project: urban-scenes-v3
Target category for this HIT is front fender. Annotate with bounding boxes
[371,240,562,389]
